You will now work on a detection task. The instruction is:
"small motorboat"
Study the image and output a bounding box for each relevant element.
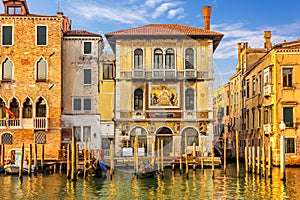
[4,148,35,174]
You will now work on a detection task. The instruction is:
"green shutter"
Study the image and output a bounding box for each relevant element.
[37,26,47,45]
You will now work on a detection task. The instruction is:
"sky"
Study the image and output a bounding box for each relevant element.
[3,0,300,88]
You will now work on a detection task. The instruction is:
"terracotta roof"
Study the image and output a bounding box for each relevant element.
[64,30,101,37]
[105,24,223,52]
[106,24,222,36]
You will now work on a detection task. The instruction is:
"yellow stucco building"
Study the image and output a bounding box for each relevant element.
[105,6,223,157]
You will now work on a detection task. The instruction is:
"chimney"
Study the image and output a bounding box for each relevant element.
[202,6,212,30]
[237,43,242,70]
[57,12,64,18]
[264,31,272,49]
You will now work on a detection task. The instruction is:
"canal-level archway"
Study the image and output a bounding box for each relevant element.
[155,126,173,156]
[129,127,148,155]
[181,127,199,154]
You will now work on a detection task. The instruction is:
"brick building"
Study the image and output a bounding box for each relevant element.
[0,0,70,159]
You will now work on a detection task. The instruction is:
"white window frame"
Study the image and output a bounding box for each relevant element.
[72,97,92,111]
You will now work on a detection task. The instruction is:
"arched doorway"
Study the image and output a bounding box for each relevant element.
[181,127,199,154]
[130,127,147,156]
[156,127,173,156]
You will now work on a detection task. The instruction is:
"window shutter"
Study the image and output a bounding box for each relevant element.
[2,26,12,45]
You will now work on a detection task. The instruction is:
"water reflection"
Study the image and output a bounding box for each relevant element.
[1,164,300,199]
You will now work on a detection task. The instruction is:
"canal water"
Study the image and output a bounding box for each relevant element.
[0,163,300,199]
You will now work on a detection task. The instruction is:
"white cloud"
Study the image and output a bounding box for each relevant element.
[66,3,149,24]
[152,3,178,19]
[168,8,184,19]
[212,22,300,60]
[145,0,165,7]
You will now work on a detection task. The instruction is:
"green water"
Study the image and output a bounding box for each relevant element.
[0,164,299,199]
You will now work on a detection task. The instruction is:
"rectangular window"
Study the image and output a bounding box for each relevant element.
[2,26,13,45]
[258,74,262,93]
[285,138,295,153]
[73,98,92,111]
[84,42,92,54]
[84,69,92,84]
[252,76,256,96]
[252,109,255,129]
[8,6,21,14]
[36,25,47,46]
[282,68,293,87]
[264,109,268,124]
[283,107,293,127]
[83,126,91,142]
[83,99,91,111]
[73,98,81,110]
[246,81,250,98]
[103,64,114,80]
[73,126,81,141]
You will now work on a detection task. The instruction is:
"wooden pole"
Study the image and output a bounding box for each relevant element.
[262,136,266,177]
[83,142,87,179]
[157,139,160,173]
[280,135,286,180]
[1,144,4,165]
[179,147,182,175]
[193,143,196,171]
[201,137,204,172]
[151,142,155,170]
[34,144,38,174]
[236,131,240,178]
[224,132,227,174]
[66,143,70,179]
[19,143,24,179]
[257,146,260,175]
[134,136,138,176]
[245,139,248,173]
[172,142,175,172]
[252,146,255,174]
[161,139,164,177]
[268,143,272,178]
[185,133,188,180]
[41,144,44,174]
[212,141,214,179]
[110,140,114,180]
[245,146,248,173]
[28,144,32,175]
[71,136,76,181]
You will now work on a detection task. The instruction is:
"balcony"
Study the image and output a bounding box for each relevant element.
[132,69,145,79]
[263,84,273,97]
[34,117,48,130]
[263,123,272,134]
[152,69,176,79]
[0,119,21,129]
[184,69,197,79]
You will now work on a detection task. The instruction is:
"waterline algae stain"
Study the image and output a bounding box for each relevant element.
[0,164,299,199]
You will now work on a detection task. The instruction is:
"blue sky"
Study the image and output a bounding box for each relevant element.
[3,0,300,87]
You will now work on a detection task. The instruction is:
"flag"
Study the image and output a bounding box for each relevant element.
[4,105,17,120]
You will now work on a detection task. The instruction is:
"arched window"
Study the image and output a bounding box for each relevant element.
[165,48,175,69]
[36,97,46,117]
[134,89,143,110]
[185,48,194,69]
[2,58,13,81]
[181,128,199,153]
[1,132,13,144]
[185,89,194,110]
[23,97,32,118]
[134,48,143,69]
[36,57,47,81]
[35,131,46,144]
[154,48,163,69]
[0,98,5,118]
[10,97,19,119]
